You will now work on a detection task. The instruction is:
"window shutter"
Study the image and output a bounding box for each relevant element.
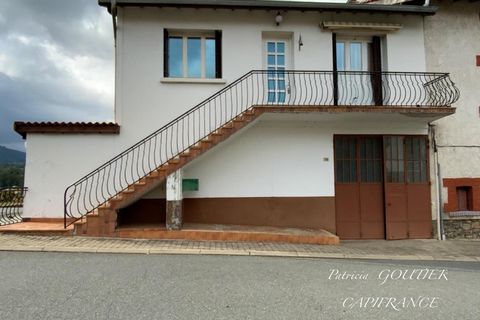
[164,29,169,77]
[371,36,383,105]
[215,30,222,79]
[332,33,338,106]
[372,36,382,73]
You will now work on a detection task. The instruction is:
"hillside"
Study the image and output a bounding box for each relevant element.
[0,146,26,165]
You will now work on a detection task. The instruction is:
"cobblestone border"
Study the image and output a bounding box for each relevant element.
[1,235,479,262]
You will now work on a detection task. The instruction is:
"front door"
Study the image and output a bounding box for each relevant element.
[265,39,290,104]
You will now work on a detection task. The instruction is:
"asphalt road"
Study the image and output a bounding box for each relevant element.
[0,252,478,320]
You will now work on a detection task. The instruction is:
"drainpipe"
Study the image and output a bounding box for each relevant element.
[429,124,445,240]
[111,0,117,44]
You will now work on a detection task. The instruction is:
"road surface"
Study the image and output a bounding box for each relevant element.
[0,252,478,320]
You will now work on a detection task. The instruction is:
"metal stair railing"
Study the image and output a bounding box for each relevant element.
[0,187,27,226]
[64,70,460,227]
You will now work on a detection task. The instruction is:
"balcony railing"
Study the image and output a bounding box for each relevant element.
[64,70,459,226]
[0,187,27,226]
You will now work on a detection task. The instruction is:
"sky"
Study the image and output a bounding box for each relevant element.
[0,0,347,152]
[0,0,114,151]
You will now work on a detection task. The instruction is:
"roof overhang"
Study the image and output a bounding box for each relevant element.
[14,122,120,139]
[98,0,437,15]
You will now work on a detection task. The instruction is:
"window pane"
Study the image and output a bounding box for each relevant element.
[277,67,285,79]
[384,136,404,183]
[267,42,275,53]
[267,67,275,78]
[350,42,362,71]
[336,161,344,182]
[336,42,345,71]
[205,38,216,79]
[277,55,285,66]
[268,91,276,103]
[421,161,427,182]
[187,37,201,78]
[277,42,285,53]
[268,79,276,90]
[268,55,275,65]
[168,37,183,77]
[335,137,357,183]
[406,137,428,183]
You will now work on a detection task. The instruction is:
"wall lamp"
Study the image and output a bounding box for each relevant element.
[275,12,283,26]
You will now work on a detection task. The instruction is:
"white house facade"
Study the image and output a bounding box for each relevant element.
[13,0,460,241]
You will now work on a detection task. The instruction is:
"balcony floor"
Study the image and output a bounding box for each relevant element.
[255,105,455,117]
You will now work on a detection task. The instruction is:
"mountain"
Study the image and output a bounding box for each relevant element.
[0,146,26,165]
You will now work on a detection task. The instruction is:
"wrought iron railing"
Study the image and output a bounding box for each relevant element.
[0,187,27,226]
[64,70,459,226]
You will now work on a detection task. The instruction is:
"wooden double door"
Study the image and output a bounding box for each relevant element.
[334,135,431,240]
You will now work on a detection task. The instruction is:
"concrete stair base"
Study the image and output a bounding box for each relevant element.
[115,223,339,245]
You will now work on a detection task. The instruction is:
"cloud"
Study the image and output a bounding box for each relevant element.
[0,0,114,151]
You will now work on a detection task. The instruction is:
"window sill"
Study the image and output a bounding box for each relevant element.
[160,78,227,84]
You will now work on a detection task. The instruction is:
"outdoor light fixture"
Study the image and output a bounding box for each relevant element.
[275,12,283,26]
[298,35,303,51]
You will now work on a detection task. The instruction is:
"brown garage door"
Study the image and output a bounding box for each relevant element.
[335,136,384,239]
[335,135,432,240]
[384,136,432,239]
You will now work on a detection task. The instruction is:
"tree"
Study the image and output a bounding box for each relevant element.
[0,164,25,188]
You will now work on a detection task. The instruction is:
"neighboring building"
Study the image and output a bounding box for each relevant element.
[13,0,461,240]
[422,0,480,239]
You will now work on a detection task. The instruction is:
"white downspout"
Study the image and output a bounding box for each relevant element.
[423,0,430,6]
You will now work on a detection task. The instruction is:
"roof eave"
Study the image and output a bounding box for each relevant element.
[98,0,437,15]
[13,122,121,140]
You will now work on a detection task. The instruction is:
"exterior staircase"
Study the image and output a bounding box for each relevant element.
[65,70,459,237]
[73,107,261,236]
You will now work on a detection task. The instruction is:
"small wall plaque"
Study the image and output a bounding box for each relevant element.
[182,179,199,191]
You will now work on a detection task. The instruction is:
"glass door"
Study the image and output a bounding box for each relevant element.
[336,37,374,105]
[265,40,289,103]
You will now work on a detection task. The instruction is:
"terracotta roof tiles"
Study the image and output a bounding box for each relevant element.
[13,121,120,139]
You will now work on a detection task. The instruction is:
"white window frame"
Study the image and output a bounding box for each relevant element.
[336,36,372,72]
[168,30,216,79]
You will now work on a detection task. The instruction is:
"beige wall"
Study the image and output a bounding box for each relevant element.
[424,1,480,213]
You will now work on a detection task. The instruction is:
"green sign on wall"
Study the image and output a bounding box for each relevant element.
[182,179,199,191]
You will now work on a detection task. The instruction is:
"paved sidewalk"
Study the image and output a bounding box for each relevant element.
[0,234,479,261]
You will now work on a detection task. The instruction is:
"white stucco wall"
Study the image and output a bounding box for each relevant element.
[22,7,429,218]
[142,113,429,199]
[115,7,427,145]
[23,134,121,217]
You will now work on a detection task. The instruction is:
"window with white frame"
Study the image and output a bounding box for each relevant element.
[164,30,222,79]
